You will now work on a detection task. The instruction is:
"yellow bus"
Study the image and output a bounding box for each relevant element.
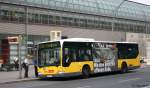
[37,38,141,78]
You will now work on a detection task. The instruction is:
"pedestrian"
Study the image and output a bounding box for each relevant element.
[22,57,29,78]
[14,56,19,70]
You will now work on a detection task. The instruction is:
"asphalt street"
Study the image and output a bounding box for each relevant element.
[0,67,150,88]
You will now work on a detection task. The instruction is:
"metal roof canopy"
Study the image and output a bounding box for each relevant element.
[1,0,150,22]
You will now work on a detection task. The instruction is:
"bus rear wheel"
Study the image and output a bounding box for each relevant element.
[82,66,90,78]
[121,63,128,73]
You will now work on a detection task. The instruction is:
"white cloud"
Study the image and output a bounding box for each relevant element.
[129,0,150,5]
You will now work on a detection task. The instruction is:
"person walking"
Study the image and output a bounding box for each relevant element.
[22,57,29,78]
[14,56,19,70]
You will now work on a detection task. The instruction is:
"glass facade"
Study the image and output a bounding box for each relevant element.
[0,0,150,33]
[1,0,150,21]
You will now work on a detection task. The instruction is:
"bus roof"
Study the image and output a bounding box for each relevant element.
[38,38,95,44]
[38,38,138,45]
[61,38,95,42]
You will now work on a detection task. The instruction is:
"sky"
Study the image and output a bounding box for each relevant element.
[130,0,150,5]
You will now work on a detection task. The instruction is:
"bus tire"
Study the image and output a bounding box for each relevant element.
[82,65,91,78]
[121,62,128,73]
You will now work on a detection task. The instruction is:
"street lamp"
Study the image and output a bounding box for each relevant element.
[112,0,127,32]
[18,3,28,79]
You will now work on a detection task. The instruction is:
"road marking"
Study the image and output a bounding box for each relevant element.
[77,86,91,88]
[119,78,141,83]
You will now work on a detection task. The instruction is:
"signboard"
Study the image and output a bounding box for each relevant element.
[0,59,3,64]
[8,36,19,44]
[50,31,61,41]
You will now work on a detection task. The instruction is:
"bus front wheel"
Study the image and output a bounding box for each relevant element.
[82,65,90,78]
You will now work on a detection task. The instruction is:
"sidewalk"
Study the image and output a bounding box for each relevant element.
[140,63,150,68]
[0,65,38,84]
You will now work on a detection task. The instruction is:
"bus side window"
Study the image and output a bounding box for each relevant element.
[126,44,138,59]
[70,49,76,62]
[85,49,92,61]
[118,44,126,59]
[86,49,93,61]
[77,49,92,61]
[63,48,71,67]
[63,48,77,67]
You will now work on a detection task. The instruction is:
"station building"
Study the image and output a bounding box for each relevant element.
[0,0,150,64]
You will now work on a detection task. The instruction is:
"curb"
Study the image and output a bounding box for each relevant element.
[0,78,38,85]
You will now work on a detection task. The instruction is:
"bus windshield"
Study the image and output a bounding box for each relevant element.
[38,42,60,67]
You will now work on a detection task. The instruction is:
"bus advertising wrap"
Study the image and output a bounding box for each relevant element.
[92,42,118,73]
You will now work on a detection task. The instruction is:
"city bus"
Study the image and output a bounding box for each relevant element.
[37,38,140,78]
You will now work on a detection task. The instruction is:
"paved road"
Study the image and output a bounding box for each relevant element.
[0,67,150,88]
